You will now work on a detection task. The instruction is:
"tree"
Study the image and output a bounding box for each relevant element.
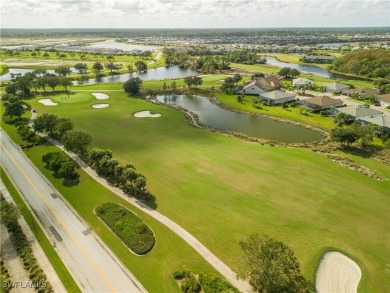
[58,161,79,181]
[92,62,104,76]
[44,75,60,91]
[221,77,236,94]
[54,118,73,138]
[59,77,73,92]
[123,77,143,95]
[4,100,26,119]
[63,130,92,155]
[55,66,72,76]
[104,62,120,77]
[43,52,50,59]
[239,234,314,293]
[0,195,21,231]
[15,75,34,95]
[184,76,203,88]
[135,60,148,72]
[5,82,18,95]
[171,81,177,92]
[89,148,113,168]
[330,127,359,146]
[290,68,301,78]
[74,63,88,76]
[32,67,47,77]
[33,113,58,135]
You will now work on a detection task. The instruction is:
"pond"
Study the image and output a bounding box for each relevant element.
[0,68,66,81]
[74,66,198,85]
[87,40,161,52]
[157,95,324,143]
[265,57,368,80]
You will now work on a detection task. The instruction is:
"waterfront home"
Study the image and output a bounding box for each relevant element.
[357,115,390,133]
[342,88,381,98]
[378,94,390,107]
[259,91,295,105]
[242,76,281,95]
[292,78,314,87]
[335,105,383,118]
[302,96,343,111]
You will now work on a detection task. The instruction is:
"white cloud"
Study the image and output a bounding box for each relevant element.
[1,0,389,28]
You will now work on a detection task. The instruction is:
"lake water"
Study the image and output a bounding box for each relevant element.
[157,95,323,143]
[87,40,161,52]
[75,66,198,85]
[0,66,197,84]
[265,57,368,80]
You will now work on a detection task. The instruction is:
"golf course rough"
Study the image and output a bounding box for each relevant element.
[95,203,155,255]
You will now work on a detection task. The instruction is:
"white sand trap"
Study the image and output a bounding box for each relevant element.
[91,92,109,100]
[133,111,161,118]
[38,99,58,106]
[316,252,361,293]
[92,103,109,109]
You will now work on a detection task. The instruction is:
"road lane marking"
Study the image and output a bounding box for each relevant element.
[0,142,117,292]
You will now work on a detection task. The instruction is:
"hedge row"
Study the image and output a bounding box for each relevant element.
[95,203,155,255]
[0,258,11,293]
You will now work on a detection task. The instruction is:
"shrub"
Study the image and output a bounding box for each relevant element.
[199,273,239,293]
[173,270,193,280]
[181,277,201,293]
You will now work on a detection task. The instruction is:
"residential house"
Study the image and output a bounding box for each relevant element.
[378,94,390,107]
[357,115,390,133]
[335,105,383,118]
[259,91,295,105]
[292,78,314,88]
[242,76,281,95]
[323,82,350,94]
[302,96,343,111]
[342,88,381,98]
[303,55,336,63]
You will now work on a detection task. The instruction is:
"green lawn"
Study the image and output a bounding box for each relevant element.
[28,88,390,292]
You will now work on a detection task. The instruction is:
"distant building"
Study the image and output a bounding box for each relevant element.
[378,94,390,107]
[302,96,343,111]
[242,76,281,95]
[323,82,350,94]
[342,88,381,98]
[357,115,390,132]
[259,91,295,105]
[292,78,314,87]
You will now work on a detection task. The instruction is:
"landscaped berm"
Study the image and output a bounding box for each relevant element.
[95,203,155,255]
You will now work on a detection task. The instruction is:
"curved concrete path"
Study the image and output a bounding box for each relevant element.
[29,111,252,293]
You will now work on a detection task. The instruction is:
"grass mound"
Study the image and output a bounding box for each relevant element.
[95,203,155,255]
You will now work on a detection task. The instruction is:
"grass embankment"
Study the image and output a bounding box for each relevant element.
[216,93,335,131]
[28,89,390,292]
[95,203,155,255]
[0,65,9,76]
[0,168,81,293]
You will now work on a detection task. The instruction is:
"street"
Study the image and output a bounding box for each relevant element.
[0,129,146,293]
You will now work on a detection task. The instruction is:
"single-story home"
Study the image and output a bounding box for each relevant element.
[259,91,295,105]
[292,78,314,88]
[357,115,390,132]
[378,94,390,107]
[334,105,383,118]
[342,88,381,98]
[323,82,350,94]
[242,76,281,95]
[303,55,336,63]
[302,96,343,111]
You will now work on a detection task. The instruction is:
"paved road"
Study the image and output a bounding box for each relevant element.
[0,129,147,293]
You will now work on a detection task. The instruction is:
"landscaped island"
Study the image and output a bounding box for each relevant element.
[95,203,155,255]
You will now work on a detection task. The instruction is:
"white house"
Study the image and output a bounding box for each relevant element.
[357,115,390,132]
[378,94,390,107]
[259,91,295,105]
[243,80,266,95]
[292,78,314,88]
[323,82,350,93]
[335,105,383,118]
[242,76,281,95]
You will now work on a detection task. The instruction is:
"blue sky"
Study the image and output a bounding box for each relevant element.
[1,0,389,28]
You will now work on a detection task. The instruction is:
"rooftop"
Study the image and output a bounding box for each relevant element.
[336,105,383,117]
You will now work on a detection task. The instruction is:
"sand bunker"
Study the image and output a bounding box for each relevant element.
[92,103,109,109]
[91,92,109,100]
[316,252,361,293]
[38,99,58,106]
[133,111,161,118]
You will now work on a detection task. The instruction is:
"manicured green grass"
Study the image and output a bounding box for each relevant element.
[0,64,8,75]
[0,168,81,293]
[28,88,390,292]
[216,93,335,130]
[50,92,94,104]
[96,203,155,255]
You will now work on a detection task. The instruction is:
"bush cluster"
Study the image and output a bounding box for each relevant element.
[89,148,149,199]
[0,196,53,293]
[95,203,155,255]
[1,258,12,293]
[42,152,79,181]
